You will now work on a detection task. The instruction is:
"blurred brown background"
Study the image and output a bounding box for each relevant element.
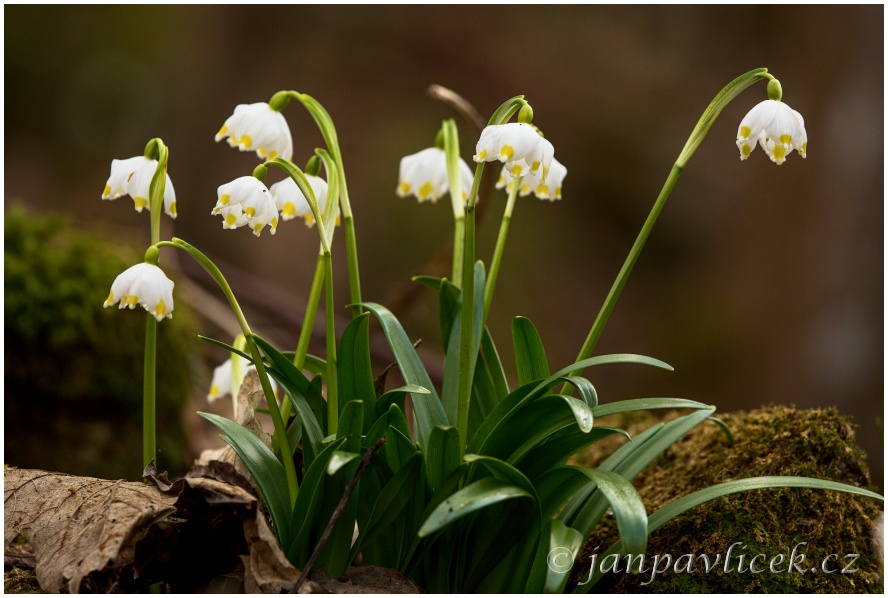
[5,6,883,487]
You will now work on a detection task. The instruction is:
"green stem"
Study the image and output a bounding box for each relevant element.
[323,251,339,434]
[456,162,485,449]
[451,217,465,285]
[143,316,156,470]
[568,68,773,381]
[482,178,520,327]
[281,252,324,423]
[284,92,364,316]
[157,238,300,503]
[572,164,683,372]
[142,139,166,473]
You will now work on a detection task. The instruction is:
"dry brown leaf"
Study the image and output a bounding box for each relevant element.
[4,468,177,593]
[307,566,424,594]
[241,514,302,594]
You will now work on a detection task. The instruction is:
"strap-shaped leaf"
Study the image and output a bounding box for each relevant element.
[361,302,448,451]
[539,519,584,594]
[592,397,710,418]
[199,412,291,547]
[286,438,347,565]
[515,426,630,482]
[563,408,715,538]
[438,279,460,354]
[418,478,533,538]
[377,384,430,421]
[512,316,550,386]
[337,314,376,433]
[478,327,509,404]
[352,453,424,554]
[471,354,673,452]
[440,262,485,428]
[426,426,462,496]
[336,399,364,454]
[583,470,647,568]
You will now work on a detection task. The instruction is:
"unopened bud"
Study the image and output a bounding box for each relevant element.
[252,164,268,181]
[144,245,160,265]
[767,78,783,102]
[268,91,291,112]
[517,103,534,124]
[305,155,322,177]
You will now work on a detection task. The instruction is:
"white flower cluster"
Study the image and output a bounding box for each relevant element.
[103,263,174,321]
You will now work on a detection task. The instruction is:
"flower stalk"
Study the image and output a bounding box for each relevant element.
[156,238,300,504]
[441,119,465,285]
[482,175,520,327]
[569,68,774,379]
[271,91,364,317]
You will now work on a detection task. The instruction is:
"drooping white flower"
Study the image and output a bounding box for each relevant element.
[474,123,555,182]
[215,102,293,162]
[212,176,279,237]
[496,157,568,201]
[102,156,177,218]
[207,356,279,403]
[269,175,339,226]
[736,99,807,165]
[104,262,174,321]
[396,147,474,203]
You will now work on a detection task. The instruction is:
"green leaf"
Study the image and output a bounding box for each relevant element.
[562,408,715,538]
[199,335,253,364]
[418,478,533,537]
[516,426,630,483]
[426,426,462,496]
[337,399,364,453]
[440,263,485,428]
[286,438,347,565]
[327,450,360,475]
[411,274,445,291]
[479,327,509,404]
[377,384,430,421]
[591,397,710,418]
[438,280,460,354]
[541,520,584,594]
[337,314,376,434]
[199,412,291,548]
[580,471,648,568]
[361,302,448,451]
[464,454,537,500]
[471,354,672,453]
[512,316,550,386]
[353,453,424,554]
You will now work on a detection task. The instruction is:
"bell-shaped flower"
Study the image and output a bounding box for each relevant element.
[474,123,555,182]
[269,175,339,226]
[104,262,174,321]
[736,99,807,165]
[496,157,568,201]
[215,102,293,162]
[396,147,474,203]
[212,176,279,237]
[102,156,177,218]
[207,356,279,403]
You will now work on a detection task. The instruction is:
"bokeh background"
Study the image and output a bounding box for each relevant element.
[5,5,883,488]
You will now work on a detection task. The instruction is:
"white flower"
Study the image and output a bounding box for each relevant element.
[102,156,177,218]
[736,99,807,165]
[207,356,279,403]
[215,102,293,162]
[269,175,339,226]
[396,147,474,203]
[212,176,279,237]
[474,123,554,182]
[496,157,568,201]
[104,262,174,321]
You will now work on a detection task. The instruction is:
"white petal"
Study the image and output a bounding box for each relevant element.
[103,156,150,200]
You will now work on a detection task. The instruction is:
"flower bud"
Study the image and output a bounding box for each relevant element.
[253,164,268,181]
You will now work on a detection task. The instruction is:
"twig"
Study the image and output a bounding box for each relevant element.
[290,438,386,593]
[427,84,485,134]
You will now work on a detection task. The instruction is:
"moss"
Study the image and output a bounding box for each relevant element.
[4,206,200,478]
[571,406,883,593]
